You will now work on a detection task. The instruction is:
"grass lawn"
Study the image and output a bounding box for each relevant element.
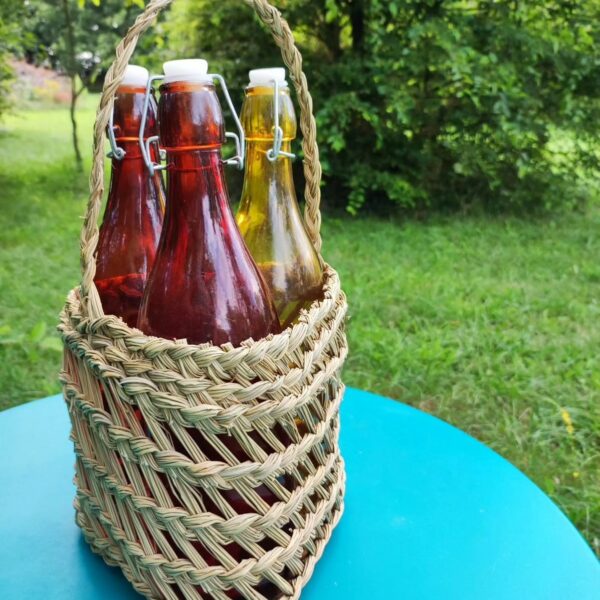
[1,99,598,555]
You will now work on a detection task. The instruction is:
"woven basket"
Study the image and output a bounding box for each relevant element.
[58,1,348,599]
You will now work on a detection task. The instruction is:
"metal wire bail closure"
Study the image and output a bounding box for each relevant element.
[107,107,126,161]
[139,72,246,175]
[139,75,167,177]
[267,78,296,162]
[211,73,246,170]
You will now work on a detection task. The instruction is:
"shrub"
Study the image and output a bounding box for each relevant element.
[163,0,600,214]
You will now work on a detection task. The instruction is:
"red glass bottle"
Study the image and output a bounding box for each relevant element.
[138,60,279,346]
[137,60,287,599]
[95,65,165,328]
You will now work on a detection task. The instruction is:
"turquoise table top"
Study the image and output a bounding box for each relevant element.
[0,389,598,599]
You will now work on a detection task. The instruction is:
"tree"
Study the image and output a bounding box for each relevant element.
[61,0,84,166]
[21,0,146,167]
[162,0,600,213]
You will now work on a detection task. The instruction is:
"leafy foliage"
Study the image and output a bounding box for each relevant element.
[4,0,600,209]
[163,0,600,213]
[0,0,27,117]
[20,0,145,91]
[15,0,151,165]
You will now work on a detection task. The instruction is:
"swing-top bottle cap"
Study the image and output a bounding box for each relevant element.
[163,59,211,84]
[120,64,150,87]
[248,68,288,88]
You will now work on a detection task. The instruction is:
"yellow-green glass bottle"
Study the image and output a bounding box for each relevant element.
[236,68,324,329]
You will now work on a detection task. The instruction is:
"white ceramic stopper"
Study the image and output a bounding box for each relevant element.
[249,68,287,87]
[163,59,210,83]
[121,65,149,87]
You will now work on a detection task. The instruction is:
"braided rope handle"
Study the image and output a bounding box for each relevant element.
[80,0,323,319]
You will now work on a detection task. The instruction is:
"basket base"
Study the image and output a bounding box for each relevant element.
[75,476,345,600]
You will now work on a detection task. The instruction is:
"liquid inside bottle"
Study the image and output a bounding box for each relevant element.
[136,59,288,599]
[236,68,323,330]
[95,65,165,328]
[137,60,279,346]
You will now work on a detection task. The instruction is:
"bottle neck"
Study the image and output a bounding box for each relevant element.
[111,86,158,167]
[103,148,157,222]
[242,140,296,208]
[158,83,225,149]
[103,142,164,224]
[107,140,159,200]
[113,86,158,139]
[112,139,144,163]
[164,148,230,227]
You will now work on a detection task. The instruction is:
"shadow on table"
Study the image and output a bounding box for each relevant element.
[77,535,140,599]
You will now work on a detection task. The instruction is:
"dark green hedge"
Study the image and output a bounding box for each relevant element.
[10,1,600,214]
[162,0,600,213]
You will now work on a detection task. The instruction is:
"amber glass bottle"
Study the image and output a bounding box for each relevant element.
[95,65,165,328]
[137,60,279,346]
[236,68,323,329]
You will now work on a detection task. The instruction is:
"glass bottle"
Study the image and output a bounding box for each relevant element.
[136,60,289,599]
[137,60,280,346]
[95,65,165,328]
[236,68,323,330]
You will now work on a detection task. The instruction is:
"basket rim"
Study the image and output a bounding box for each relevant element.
[60,264,345,356]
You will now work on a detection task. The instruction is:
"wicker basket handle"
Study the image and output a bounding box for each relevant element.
[80,0,323,318]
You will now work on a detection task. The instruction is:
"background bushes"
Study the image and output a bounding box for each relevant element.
[159,0,600,214]
[4,0,600,213]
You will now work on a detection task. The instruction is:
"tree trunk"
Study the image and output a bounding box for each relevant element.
[350,0,365,52]
[69,75,82,168]
[61,0,82,169]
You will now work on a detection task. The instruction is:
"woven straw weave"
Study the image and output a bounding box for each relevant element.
[58,1,348,599]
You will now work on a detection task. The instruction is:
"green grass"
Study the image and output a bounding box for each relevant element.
[0,100,598,555]
[0,102,93,404]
